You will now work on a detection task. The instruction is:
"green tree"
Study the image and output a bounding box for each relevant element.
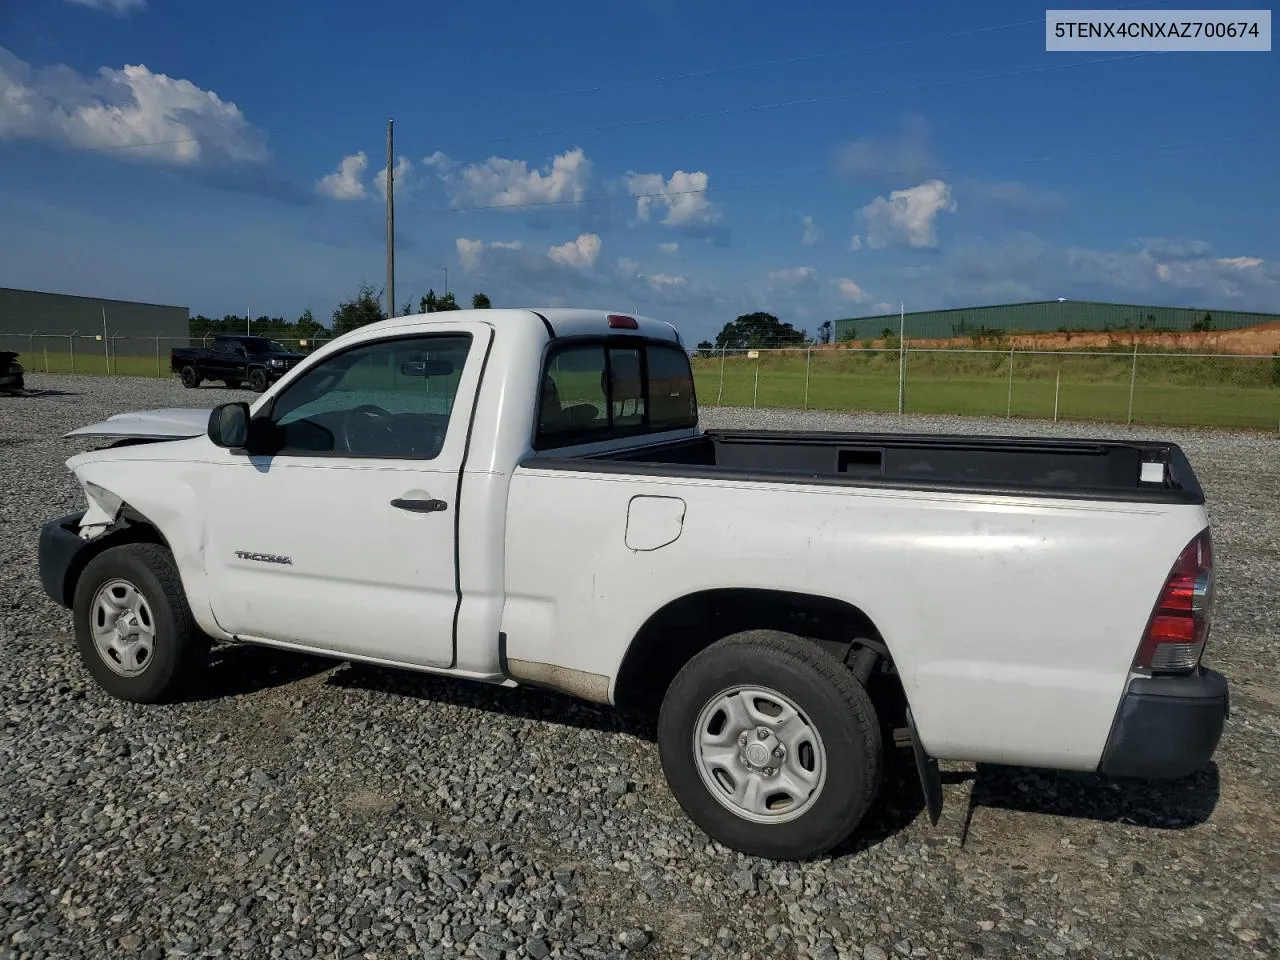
[695,339,715,357]
[420,289,438,313]
[436,291,460,311]
[712,312,807,351]
[332,282,385,335]
[1192,312,1214,333]
[472,292,492,309]
[296,307,323,339]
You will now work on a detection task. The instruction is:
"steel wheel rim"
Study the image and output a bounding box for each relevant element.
[692,685,828,824]
[89,578,157,677]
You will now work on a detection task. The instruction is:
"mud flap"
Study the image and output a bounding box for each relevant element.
[905,706,943,825]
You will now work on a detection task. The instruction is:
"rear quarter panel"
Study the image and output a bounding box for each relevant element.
[502,467,1209,770]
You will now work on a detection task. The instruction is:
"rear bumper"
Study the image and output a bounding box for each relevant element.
[1097,668,1229,779]
[39,512,88,608]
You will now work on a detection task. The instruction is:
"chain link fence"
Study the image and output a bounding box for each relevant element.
[0,332,337,378]
[3,330,1278,432]
[692,345,1280,432]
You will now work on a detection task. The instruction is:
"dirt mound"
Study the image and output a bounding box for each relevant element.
[831,321,1280,355]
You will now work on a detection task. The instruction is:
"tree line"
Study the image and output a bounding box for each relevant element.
[189,289,833,355]
[188,282,493,343]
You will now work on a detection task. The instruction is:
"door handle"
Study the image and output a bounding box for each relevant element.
[391,498,447,513]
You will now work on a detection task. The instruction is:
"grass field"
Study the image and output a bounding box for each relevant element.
[15,347,1280,431]
[693,350,1280,431]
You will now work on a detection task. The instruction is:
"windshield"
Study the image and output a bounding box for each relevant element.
[242,337,291,354]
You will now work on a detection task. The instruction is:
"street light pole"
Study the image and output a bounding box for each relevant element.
[386,118,396,317]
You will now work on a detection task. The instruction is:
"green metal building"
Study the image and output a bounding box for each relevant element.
[0,286,190,353]
[835,300,1280,342]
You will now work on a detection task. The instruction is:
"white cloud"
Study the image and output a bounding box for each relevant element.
[374,155,413,200]
[801,215,822,246]
[648,273,687,289]
[430,147,591,209]
[1217,256,1263,270]
[849,234,864,251]
[833,278,867,303]
[837,114,936,181]
[548,233,601,268]
[66,0,145,14]
[456,238,485,271]
[316,152,368,200]
[456,238,526,271]
[626,168,722,228]
[658,242,680,254]
[859,179,956,249]
[874,302,894,313]
[0,47,267,166]
[768,266,818,286]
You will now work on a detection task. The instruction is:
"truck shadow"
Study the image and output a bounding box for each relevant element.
[833,761,1219,859]
[182,643,337,701]
[961,761,1221,833]
[325,662,660,742]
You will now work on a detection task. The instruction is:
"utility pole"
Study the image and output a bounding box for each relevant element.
[386,118,395,318]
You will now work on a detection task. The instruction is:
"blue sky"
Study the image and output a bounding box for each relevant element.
[1,0,1276,342]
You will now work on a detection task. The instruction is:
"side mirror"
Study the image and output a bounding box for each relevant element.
[207,402,250,448]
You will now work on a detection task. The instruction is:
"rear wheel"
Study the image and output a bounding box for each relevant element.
[247,367,268,392]
[657,630,882,860]
[72,543,208,703]
[179,365,201,388]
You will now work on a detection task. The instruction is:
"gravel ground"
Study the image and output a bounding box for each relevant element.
[1,373,1277,960]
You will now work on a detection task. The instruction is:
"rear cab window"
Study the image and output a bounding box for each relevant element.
[535,338,697,449]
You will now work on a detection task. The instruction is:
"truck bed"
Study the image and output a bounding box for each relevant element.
[528,429,1204,504]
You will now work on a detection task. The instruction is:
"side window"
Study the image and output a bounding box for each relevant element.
[538,345,608,438]
[646,344,697,430]
[535,339,697,448]
[264,334,472,459]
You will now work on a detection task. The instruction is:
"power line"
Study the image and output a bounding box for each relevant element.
[445,0,1170,112]
[433,52,1161,150]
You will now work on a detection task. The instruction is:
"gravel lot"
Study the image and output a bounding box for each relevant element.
[2,373,1277,960]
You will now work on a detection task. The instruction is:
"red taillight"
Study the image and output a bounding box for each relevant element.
[1133,530,1214,674]
[607,314,639,330]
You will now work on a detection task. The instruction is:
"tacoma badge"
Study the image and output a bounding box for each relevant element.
[234,551,293,565]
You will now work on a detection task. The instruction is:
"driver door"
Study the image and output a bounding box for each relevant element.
[204,323,490,668]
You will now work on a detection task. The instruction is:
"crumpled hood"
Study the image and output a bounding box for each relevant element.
[63,407,214,440]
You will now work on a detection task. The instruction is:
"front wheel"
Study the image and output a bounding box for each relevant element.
[657,630,882,860]
[72,543,208,703]
[247,367,268,392]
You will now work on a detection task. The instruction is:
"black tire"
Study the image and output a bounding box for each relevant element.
[72,543,208,703]
[247,367,268,392]
[224,378,242,390]
[657,630,882,860]
[179,364,201,388]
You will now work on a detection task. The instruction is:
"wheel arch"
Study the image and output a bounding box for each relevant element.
[61,505,173,608]
[611,587,906,716]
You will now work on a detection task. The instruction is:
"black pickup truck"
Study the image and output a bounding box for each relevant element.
[170,335,305,392]
[0,351,24,394]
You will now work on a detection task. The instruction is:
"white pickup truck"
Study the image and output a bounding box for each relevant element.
[39,308,1228,860]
